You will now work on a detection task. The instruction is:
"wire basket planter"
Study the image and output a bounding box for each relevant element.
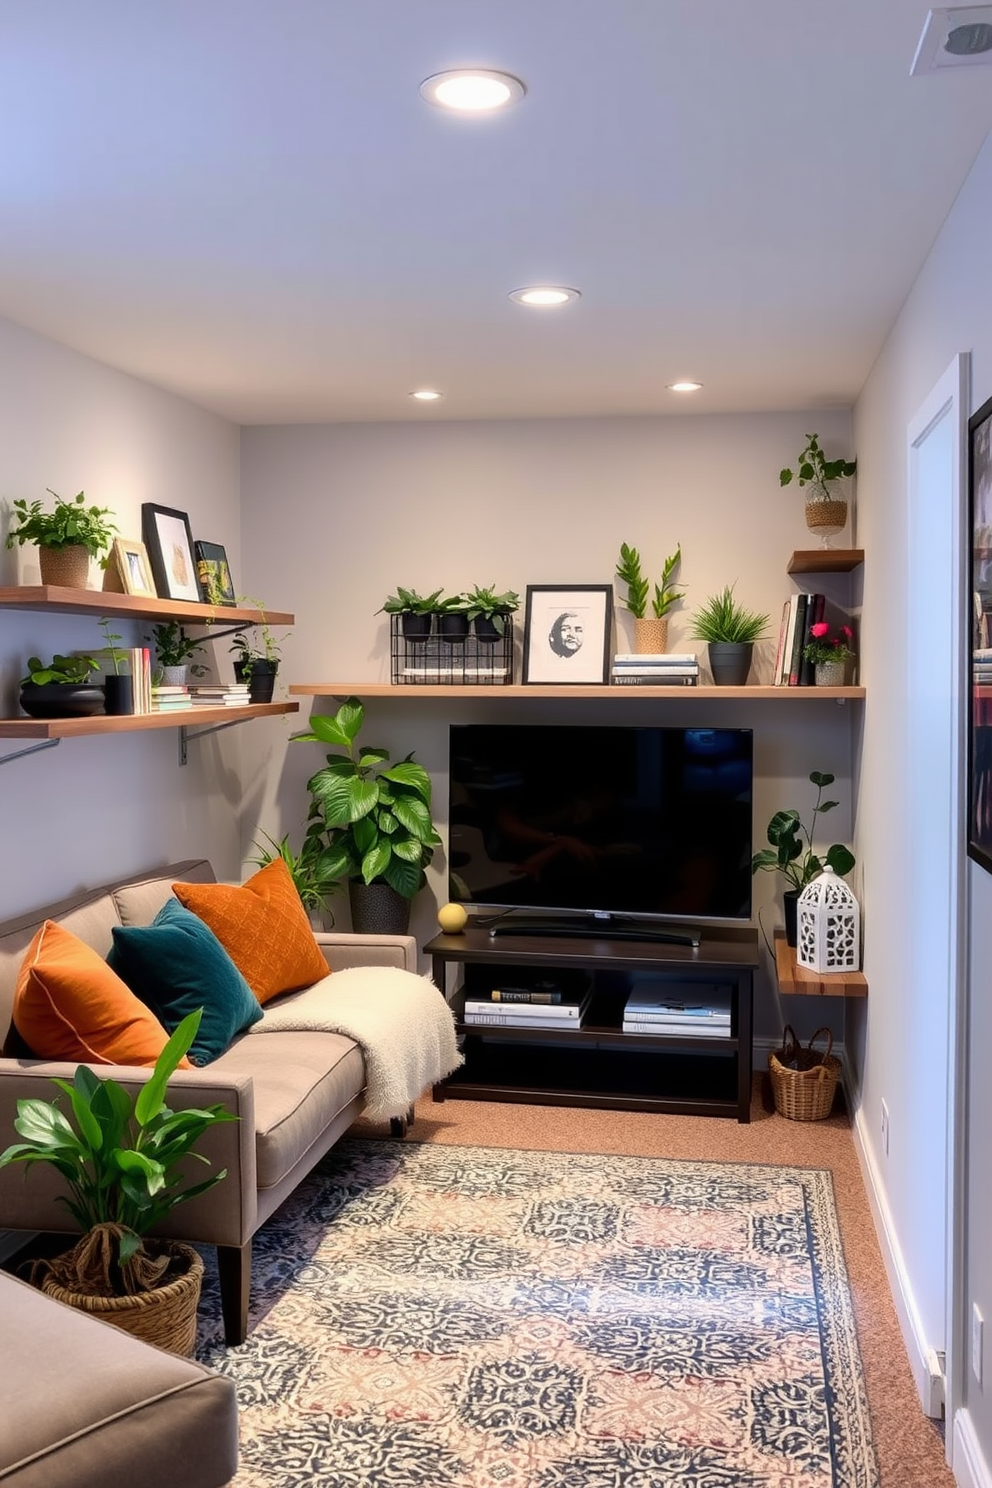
[390,615,514,685]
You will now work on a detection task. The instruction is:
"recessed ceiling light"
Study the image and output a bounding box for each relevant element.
[409,388,443,402]
[420,70,525,112]
[667,381,703,393]
[509,286,581,307]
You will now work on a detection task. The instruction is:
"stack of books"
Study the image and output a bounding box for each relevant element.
[610,652,700,687]
[189,684,252,707]
[462,981,593,1030]
[151,684,193,712]
[622,980,731,1037]
[974,648,992,686]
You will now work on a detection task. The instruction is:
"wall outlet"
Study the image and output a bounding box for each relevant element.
[973,1303,984,1385]
[880,1099,890,1156]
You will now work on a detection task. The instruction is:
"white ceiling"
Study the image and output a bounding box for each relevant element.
[2,1,991,425]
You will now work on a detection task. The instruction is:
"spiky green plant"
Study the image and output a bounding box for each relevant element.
[690,584,769,645]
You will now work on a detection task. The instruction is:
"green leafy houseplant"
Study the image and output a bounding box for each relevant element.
[615,543,684,619]
[229,599,287,677]
[98,616,127,676]
[751,770,856,894]
[0,1007,236,1297]
[779,434,857,492]
[249,829,340,923]
[149,620,207,675]
[5,490,118,559]
[292,696,441,900]
[690,585,769,645]
[377,587,445,617]
[21,653,97,686]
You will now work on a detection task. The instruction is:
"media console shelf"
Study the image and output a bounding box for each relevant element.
[427,924,759,1122]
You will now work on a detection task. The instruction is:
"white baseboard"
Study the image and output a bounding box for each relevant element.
[849,1073,943,1418]
[953,1410,992,1488]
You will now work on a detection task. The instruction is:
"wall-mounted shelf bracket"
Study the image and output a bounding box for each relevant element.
[178,717,244,766]
[0,738,61,768]
[188,622,249,645]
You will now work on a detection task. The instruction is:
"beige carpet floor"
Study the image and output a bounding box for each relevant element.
[354,1077,952,1488]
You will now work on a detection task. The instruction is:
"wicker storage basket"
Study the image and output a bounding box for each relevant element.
[768,1025,840,1122]
[41,1241,203,1356]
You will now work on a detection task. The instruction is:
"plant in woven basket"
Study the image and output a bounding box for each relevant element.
[615,542,683,619]
[751,770,856,893]
[4,489,118,560]
[0,1007,236,1298]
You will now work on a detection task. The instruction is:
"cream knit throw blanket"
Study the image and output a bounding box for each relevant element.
[248,966,463,1120]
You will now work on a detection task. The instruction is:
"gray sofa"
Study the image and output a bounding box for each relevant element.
[0,1268,239,1487]
[0,858,418,1344]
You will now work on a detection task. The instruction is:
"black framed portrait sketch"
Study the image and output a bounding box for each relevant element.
[522,585,613,685]
[969,394,992,871]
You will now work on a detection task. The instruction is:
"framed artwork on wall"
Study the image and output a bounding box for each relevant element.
[969,393,992,871]
[522,584,613,685]
[193,541,236,606]
[141,503,202,603]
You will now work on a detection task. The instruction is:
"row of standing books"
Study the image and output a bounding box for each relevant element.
[610,652,699,688]
[772,593,827,687]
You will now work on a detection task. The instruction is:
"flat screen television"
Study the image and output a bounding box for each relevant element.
[448,723,753,933]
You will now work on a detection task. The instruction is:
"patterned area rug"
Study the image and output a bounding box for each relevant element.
[197,1140,878,1487]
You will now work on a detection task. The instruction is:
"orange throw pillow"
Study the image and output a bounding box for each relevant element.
[14,920,185,1067]
[173,857,328,1005]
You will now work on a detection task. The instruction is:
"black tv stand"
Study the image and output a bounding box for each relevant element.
[487,915,700,948]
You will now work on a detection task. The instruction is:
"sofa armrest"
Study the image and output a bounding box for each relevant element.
[0,1059,257,1247]
[313,932,417,974]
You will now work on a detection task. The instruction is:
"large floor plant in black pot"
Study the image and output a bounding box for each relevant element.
[0,1008,236,1356]
[292,696,441,935]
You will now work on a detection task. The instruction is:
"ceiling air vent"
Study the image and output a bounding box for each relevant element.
[912,6,992,73]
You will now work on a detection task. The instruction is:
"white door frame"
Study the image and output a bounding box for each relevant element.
[906,351,970,1454]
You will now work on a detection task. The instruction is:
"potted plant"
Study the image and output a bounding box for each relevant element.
[229,600,287,703]
[4,489,118,589]
[802,621,855,686]
[615,542,683,654]
[0,1007,236,1355]
[377,587,445,644]
[751,770,856,945]
[464,585,520,643]
[780,434,857,548]
[99,616,132,715]
[19,652,104,718]
[248,828,341,927]
[434,593,471,644]
[689,584,770,685]
[148,620,207,686]
[291,696,441,935]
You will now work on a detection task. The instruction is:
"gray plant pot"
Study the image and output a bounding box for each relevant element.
[707,642,754,686]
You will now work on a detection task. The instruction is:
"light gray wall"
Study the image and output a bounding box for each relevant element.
[855,128,992,1463]
[240,408,856,1043]
[0,317,246,916]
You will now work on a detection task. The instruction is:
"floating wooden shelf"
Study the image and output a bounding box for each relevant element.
[0,585,293,626]
[773,930,867,997]
[290,683,865,701]
[786,549,864,575]
[0,702,298,740]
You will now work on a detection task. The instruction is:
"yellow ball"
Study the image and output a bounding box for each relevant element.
[437,902,468,934]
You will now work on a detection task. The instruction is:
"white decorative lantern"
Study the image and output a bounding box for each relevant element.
[796,866,860,974]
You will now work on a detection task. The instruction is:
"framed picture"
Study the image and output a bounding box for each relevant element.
[110,537,157,599]
[969,393,992,871]
[141,503,202,603]
[522,584,613,685]
[194,540,237,606]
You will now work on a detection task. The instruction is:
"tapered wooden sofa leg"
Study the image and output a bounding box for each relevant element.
[217,1241,252,1345]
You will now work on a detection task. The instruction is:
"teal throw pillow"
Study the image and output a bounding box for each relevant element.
[107,897,263,1065]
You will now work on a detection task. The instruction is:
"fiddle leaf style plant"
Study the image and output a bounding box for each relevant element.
[751,770,856,893]
[292,696,441,900]
[615,543,684,619]
[779,434,857,492]
[21,653,97,686]
[690,584,769,645]
[0,1008,236,1296]
[5,490,118,560]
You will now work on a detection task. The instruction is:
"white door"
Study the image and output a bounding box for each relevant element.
[906,353,969,1447]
